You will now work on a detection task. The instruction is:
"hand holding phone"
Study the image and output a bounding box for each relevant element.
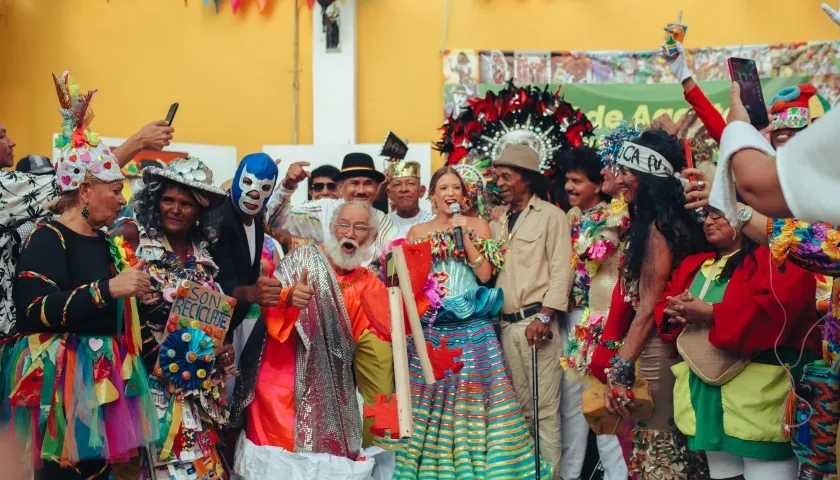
[726,58,770,129]
[165,103,179,126]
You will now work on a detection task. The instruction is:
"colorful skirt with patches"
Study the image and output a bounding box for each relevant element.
[374,286,552,479]
[2,333,159,467]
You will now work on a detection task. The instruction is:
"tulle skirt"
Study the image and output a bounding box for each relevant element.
[3,333,159,467]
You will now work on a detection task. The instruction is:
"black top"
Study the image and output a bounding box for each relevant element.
[210,197,264,333]
[14,221,117,335]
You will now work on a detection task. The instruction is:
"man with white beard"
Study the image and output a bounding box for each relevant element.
[232,202,394,478]
[320,201,394,447]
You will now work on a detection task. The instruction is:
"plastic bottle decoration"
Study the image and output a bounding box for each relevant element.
[158,313,216,390]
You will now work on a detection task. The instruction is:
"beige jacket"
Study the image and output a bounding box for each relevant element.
[490,195,572,315]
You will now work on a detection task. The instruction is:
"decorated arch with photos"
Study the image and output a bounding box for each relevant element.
[442,40,840,139]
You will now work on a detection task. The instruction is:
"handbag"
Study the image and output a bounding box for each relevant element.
[582,378,654,435]
[675,258,750,386]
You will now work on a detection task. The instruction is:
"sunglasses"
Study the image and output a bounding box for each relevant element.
[311,182,337,193]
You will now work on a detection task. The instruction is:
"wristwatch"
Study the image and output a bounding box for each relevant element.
[735,206,753,233]
[536,313,552,325]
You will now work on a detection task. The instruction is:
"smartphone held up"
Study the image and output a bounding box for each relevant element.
[165,102,179,126]
[727,58,770,129]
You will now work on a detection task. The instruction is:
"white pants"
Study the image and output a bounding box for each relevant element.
[706,451,798,480]
[558,309,628,480]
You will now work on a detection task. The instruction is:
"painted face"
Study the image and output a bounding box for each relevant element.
[232,153,278,216]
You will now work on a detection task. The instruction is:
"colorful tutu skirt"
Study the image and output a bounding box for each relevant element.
[0,336,17,424]
[375,286,552,479]
[3,333,159,467]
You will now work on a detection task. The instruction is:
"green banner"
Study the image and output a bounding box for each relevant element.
[445,77,809,140]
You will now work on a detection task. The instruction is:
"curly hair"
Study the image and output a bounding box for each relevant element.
[623,129,709,283]
[131,178,222,247]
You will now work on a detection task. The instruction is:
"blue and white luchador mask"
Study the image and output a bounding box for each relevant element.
[232,153,278,216]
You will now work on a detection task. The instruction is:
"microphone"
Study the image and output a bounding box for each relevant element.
[450,203,465,251]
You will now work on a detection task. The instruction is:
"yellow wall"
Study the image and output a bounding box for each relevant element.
[0,0,313,163]
[1,0,837,171]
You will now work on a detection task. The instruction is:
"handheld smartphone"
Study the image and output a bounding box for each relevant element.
[726,58,770,129]
[165,103,179,126]
[683,139,696,183]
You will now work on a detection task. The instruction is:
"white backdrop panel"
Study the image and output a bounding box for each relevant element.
[262,143,433,210]
[51,134,238,187]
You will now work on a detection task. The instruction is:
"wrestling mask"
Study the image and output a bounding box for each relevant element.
[232,153,278,216]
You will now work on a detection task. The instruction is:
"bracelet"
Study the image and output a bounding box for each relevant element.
[600,338,623,351]
[607,354,635,389]
[468,255,485,270]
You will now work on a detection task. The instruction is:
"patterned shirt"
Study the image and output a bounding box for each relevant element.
[0,172,59,336]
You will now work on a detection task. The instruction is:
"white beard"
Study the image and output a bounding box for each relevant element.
[324,236,373,271]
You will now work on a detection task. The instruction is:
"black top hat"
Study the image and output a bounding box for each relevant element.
[333,152,386,183]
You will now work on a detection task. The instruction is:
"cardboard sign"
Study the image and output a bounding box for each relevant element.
[380,131,408,160]
[168,279,235,343]
[154,280,236,388]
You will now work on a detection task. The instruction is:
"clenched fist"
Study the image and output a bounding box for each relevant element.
[251,275,284,307]
[287,268,312,309]
[109,259,152,299]
[282,161,311,190]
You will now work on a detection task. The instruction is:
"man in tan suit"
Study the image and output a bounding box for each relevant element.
[490,144,572,477]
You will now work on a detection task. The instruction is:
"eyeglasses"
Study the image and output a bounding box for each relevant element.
[698,209,723,221]
[311,182,337,193]
[333,223,372,235]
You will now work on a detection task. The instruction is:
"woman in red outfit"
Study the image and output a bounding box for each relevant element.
[655,205,819,480]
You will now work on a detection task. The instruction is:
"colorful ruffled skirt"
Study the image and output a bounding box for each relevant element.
[2,333,159,467]
[375,286,552,479]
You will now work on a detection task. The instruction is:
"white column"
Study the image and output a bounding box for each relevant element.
[312,0,356,145]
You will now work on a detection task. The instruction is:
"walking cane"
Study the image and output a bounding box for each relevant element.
[532,330,553,480]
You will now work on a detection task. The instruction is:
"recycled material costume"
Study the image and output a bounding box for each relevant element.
[562,123,636,378]
[130,157,231,477]
[230,245,386,479]
[375,230,553,479]
[2,72,158,478]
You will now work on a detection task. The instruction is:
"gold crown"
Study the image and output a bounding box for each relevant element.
[385,159,421,180]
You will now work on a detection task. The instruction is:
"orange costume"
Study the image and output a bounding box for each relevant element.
[246,255,390,449]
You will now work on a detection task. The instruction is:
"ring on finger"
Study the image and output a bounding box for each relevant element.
[696,180,706,189]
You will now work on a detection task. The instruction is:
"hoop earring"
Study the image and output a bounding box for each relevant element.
[81,205,90,219]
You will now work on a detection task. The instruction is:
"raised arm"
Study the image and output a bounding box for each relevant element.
[112,121,175,167]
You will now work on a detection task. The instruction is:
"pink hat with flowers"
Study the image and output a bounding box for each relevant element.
[52,72,123,192]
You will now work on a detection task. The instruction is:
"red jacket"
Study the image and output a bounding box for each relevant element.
[654,246,820,355]
[685,85,726,144]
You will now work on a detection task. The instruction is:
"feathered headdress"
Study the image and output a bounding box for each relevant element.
[450,150,499,219]
[53,72,99,150]
[598,121,644,168]
[52,72,123,192]
[436,81,594,208]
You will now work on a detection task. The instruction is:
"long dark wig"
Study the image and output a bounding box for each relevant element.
[623,129,709,283]
[718,236,760,281]
[131,178,222,247]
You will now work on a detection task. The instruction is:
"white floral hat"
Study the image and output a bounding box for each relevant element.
[52,71,124,192]
[143,156,228,208]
